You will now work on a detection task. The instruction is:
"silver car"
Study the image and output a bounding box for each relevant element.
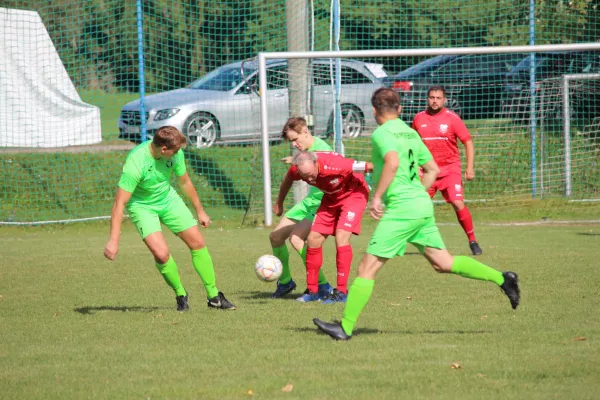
[118,59,387,147]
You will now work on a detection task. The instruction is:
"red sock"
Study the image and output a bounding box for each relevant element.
[306,247,322,293]
[456,207,476,242]
[335,245,353,294]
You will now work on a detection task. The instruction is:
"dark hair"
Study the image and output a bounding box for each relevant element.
[153,126,187,149]
[281,117,308,139]
[427,85,447,97]
[371,87,400,114]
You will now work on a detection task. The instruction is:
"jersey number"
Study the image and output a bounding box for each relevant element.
[408,149,417,181]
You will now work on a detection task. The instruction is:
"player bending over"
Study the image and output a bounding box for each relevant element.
[314,88,520,340]
[104,126,236,311]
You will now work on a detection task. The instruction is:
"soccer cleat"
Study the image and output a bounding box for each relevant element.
[318,282,334,298]
[176,292,189,312]
[270,279,297,299]
[469,241,483,255]
[313,318,351,340]
[296,289,321,303]
[321,289,348,304]
[500,272,520,310]
[207,292,237,310]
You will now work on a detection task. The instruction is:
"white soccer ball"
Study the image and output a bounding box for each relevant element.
[254,255,283,282]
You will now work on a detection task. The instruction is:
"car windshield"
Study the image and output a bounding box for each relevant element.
[510,54,570,75]
[189,66,254,91]
[400,55,452,75]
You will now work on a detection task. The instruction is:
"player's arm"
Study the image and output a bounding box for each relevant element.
[370,151,399,220]
[351,161,374,173]
[274,169,296,216]
[420,159,440,191]
[104,188,133,261]
[178,172,210,228]
[463,140,475,180]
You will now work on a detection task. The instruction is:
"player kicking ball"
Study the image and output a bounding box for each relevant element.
[104,126,236,311]
[314,88,520,340]
[274,151,371,303]
[269,117,334,299]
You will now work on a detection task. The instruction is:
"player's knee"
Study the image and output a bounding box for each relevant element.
[431,262,452,273]
[451,201,464,211]
[307,231,324,247]
[269,230,285,245]
[153,251,171,265]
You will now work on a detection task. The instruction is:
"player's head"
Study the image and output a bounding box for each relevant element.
[282,117,313,151]
[292,151,319,184]
[427,86,446,114]
[371,88,401,125]
[152,126,187,159]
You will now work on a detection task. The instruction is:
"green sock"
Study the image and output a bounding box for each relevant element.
[155,256,187,297]
[451,256,504,286]
[341,277,375,336]
[191,247,219,299]
[298,246,328,285]
[273,245,292,284]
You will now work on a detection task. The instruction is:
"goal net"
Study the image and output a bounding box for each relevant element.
[252,45,600,226]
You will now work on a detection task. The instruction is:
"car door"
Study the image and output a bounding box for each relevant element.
[311,63,334,136]
[266,65,290,136]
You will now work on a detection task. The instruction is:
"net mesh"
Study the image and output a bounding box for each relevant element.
[1,0,599,224]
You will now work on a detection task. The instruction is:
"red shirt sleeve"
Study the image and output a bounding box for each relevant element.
[286,165,301,181]
[452,114,472,143]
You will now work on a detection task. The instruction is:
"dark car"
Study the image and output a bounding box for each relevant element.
[384,53,527,122]
[503,51,600,121]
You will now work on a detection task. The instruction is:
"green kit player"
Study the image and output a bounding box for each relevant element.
[269,117,334,299]
[104,126,236,311]
[314,88,520,340]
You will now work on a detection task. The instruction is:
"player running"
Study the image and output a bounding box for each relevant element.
[314,88,520,340]
[274,151,371,304]
[104,126,236,311]
[412,86,482,255]
[269,117,334,299]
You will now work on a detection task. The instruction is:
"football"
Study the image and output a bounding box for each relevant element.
[254,255,283,282]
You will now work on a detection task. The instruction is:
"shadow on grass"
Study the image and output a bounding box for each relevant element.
[289,326,492,336]
[290,326,382,336]
[577,232,600,236]
[74,306,161,315]
[237,290,297,301]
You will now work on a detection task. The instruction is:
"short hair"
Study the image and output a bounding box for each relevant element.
[153,126,187,149]
[292,151,318,166]
[371,87,401,114]
[281,117,308,139]
[427,85,447,97]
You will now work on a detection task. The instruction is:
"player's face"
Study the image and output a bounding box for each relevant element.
[285,126,312,151]
[427,90,445,113]
[297,162,318,184]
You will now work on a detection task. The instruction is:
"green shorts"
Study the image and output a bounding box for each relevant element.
[127,195,197,239]
[284,195,321,223]
[367,216,446,259]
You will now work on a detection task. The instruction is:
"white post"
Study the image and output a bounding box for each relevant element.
[259,54,273,226]
[562,75,572,197]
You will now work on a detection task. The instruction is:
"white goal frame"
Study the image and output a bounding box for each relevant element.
[258,43,600,226]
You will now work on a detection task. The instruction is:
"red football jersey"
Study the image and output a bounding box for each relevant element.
[286,151,368,201]
[412,108,471,176]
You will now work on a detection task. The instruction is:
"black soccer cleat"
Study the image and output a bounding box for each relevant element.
[313,318,351,340]
[176,292,189,312]
[500,272,520,310]
[469,241,483,255]
[207,292,237,310]
[270,279,297,299]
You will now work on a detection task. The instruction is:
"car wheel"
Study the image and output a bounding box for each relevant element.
[445,97,462,118]
[183,112,220,148]
[342,105,364,138]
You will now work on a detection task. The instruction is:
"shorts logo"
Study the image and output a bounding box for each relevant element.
[344,223,352,227]
[454,184,462,193]
[440,124,448,134]
[329,178,340,186]
[347,211,355,222]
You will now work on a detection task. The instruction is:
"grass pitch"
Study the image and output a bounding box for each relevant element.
[1,220,600,399]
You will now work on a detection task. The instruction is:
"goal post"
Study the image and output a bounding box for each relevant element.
[258,43,600,226]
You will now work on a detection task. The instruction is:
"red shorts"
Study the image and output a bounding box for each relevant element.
[428,173,464,203]
[311,188,369,236]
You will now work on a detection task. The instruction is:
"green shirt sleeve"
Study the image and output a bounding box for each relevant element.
[118,157,142,193]
[173,150,187,177]
[372,129,395,158]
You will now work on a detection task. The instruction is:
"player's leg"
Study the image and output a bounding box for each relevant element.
[414,218,519,309]
[269,216,296,290]
[298,230,329,302]
[129,203,188,311]
[163,196,235,310]
[442,174,482,255]
[289,218,332,296]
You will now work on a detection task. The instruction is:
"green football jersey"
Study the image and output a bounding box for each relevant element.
[118,142,187,205]
[306,137,332,196]
[371,118,434,219]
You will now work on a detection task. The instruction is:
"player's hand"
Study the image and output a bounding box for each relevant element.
[370,196,384,220]
[281,156,293,164]
[465,168,475,181]
[198,210,211,228]
[273,202,284,217]
[104,240,119,261]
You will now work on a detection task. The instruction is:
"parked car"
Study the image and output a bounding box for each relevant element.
[118,59,387,147]
[502,51,600,121]
[383,53,527,121]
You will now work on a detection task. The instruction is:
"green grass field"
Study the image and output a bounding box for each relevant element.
[1,220,600,399]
